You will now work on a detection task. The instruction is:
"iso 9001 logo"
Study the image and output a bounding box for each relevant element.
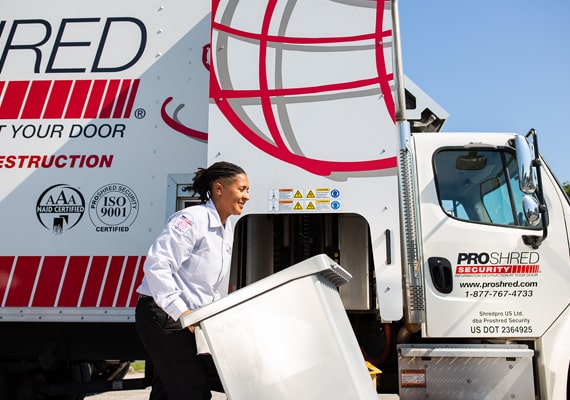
[36,184,85,234]
[89,184,139,232]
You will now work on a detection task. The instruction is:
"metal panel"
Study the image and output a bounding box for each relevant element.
[338,214,370,310]
[398,344,535,400]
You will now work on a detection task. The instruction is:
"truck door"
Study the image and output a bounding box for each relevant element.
[414,133,570,338]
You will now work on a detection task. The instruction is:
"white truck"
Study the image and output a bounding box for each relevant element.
[0,0,568,399]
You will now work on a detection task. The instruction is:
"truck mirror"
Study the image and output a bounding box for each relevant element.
[456,151,486,170]
[515,135,537,194]
[522,194,541,226]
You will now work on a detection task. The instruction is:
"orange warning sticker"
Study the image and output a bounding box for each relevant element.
[400,369,426,388]
[278,189,293,200]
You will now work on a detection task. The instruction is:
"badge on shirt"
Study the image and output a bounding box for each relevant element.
[173,215,193,234]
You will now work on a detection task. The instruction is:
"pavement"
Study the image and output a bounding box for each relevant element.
[86,372,399,399]
[85,373,226,400]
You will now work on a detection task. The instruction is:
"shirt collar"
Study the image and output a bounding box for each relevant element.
[205,199,223,229]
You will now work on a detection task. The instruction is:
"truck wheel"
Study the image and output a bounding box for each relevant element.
[44,362,92,400]
[62,362,92,400]
[15,371,47,400]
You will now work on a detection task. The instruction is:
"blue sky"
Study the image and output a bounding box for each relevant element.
[398,0,570,183]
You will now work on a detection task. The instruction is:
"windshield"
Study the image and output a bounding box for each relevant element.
[433,148,541,228]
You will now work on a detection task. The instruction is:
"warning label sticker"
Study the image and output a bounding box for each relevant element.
[278,188,294,200]
[267,188,341,212]
[400,369,426,388]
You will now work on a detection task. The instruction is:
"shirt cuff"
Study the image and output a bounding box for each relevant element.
[164,297,189,321]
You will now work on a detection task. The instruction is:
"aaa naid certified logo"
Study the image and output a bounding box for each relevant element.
[89,183,139,232]
[36,184,86,234]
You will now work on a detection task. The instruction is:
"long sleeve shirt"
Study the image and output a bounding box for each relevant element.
[137,200,234,321]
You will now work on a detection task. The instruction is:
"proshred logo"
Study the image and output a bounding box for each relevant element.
[455,252,540,275]
[0,17,146,120]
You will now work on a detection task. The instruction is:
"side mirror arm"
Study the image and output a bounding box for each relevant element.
[521,129,548,249]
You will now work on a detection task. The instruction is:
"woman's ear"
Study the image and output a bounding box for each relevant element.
[213,181,223,197]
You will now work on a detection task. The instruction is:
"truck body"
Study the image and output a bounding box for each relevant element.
[0,0,568,399]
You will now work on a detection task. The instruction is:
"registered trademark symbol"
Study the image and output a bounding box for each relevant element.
[134,108,146,119]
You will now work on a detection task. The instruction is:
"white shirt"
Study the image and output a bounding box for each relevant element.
[137,200,234,321]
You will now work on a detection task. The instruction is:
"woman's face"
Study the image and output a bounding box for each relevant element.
[213,173,250,223]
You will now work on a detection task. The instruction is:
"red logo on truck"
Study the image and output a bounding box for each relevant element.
[208,0,398,176]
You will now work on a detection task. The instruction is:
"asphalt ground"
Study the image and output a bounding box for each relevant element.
[86,372,399,399]
[85,373,227,400]
[86,373,400,400]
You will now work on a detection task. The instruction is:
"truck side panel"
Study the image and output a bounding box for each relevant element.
[207,0,404,321]
[0,0,211,321]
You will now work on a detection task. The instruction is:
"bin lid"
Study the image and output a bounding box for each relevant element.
[180,254,351,328]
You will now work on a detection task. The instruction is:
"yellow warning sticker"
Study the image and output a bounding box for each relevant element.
[316,199,331,210]
[294,190,303,199]
[306,201,315,210]
[293,202,303,210]
[315,188,330,198]
[306,190,315,198]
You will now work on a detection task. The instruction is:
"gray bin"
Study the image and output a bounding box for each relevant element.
[181,254,378,400]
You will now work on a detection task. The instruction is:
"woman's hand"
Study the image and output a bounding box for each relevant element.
[180,309,195,332]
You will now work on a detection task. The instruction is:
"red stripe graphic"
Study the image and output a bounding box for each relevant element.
[0,256,144,308]
[0,81,30,118]
[83,80,108,119]
[65,80,92,118]
[129,257,146,307]
[4,256,41,306]
[99,79,120,118]
[116,256,139,307]
[81,256,109,306]
[44,80,73,118]
[112,79,132,118]
[31,256,66,307]
[21,80,51,118]
[510,265,540,274]
[99,256,125,306]
[57,256,90,307]
[0,256,15,305]
[0,80,140,120]
[456,265,540,274]
[123,79,140,118]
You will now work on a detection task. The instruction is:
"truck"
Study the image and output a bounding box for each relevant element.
[0,0,568,399]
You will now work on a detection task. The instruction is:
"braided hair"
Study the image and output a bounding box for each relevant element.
[192,161,246,203]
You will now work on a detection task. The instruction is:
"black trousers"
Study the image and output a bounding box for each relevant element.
[135,296,212,400]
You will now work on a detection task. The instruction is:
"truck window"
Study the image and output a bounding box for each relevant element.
[433,148,540,228]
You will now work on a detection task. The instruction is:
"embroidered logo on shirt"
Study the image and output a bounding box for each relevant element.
[173,215,193,233]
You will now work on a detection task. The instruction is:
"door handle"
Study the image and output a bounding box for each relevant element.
[428,257,453,294]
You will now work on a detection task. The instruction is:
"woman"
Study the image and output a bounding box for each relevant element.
[135,161,249,400]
